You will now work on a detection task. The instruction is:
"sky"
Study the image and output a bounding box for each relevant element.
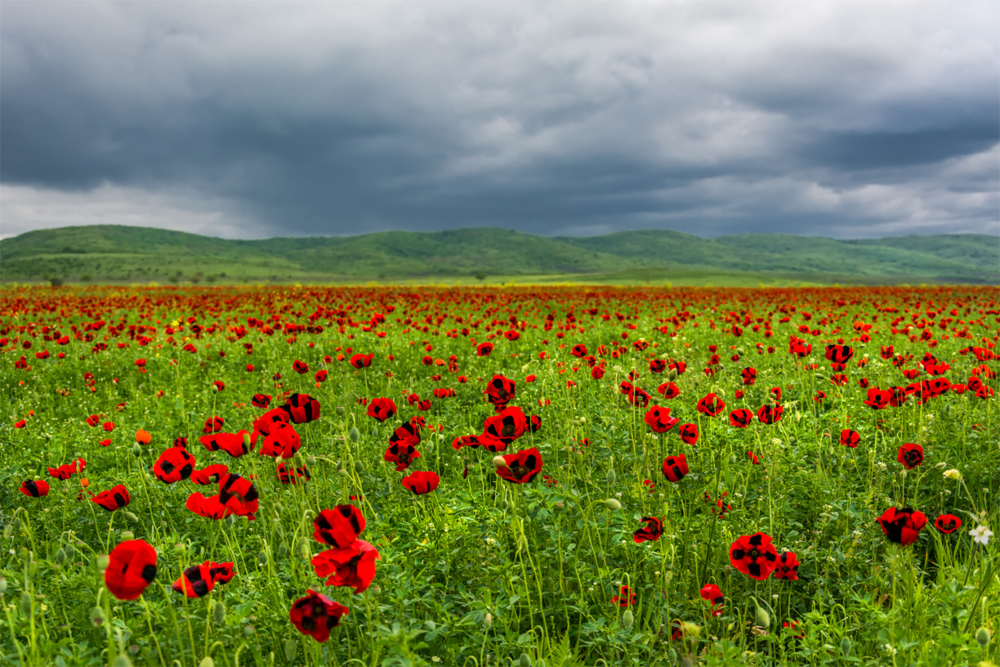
[2,1,998,241]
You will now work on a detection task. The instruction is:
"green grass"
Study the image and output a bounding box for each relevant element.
[0,284,998,667]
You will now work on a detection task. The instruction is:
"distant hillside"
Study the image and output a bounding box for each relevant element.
[0,225,997,285]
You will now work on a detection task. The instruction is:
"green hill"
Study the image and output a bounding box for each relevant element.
[0,225,996,285]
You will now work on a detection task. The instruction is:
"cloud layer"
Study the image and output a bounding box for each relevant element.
[2,1,998,239]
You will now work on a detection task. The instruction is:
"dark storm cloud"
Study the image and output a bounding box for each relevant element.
[1,1,997,240]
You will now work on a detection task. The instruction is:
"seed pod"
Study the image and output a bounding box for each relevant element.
[606,469,616,486]
[336,406,345,416]
[55,548,66,565]
[20,592,32,616]
[112,655,134,667]
[348,427,360,442]
[123,511,139,524]
[120,531,135,542]
[840,637,852,656]
[622,609,634,629]
[337,468,348,477]
[604,498,621,511]
[284,640,298,662]
[213,601,227,625]
[90,606,106,626]
[976,627,991,648]
[96,554,110,571]
[198,658,215,667]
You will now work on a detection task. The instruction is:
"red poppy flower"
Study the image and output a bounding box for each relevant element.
[186,492,230,520]
[48,457,86,480]
[432,387,456,399]
[696,393,726,417]
[173,561,235,598]
[740,367,757,385]
[86,414,100,427]
[253,408,291,437]
[200,431,253,458]
[662,454,688,482]
[314,505,366,547]
[729,532,778,580]
[388,421,422,449]
[482,405,528,448]
[252,393,272,409]
[401,470,440,494]
[91,484,131,512]
[877,507,927,545]
[202,416,225,434]
[699,583,724,616]
[191,463,230,485]
[311,539,381,594]
[864,388,892,410]
[19,480,50,497]
[367,398,397,422]
[349,353,373,369]
[783,619,804,639]
[678,423,699,445]
[729,409,754,428]
[746,450,761,465]
[495,448,543,484]
[611,585,635,607]
[649,359,666,373]
[773,551,799,580]
[290,589,348,643]
[212,381,225,392]
[840,429,860,448]
[757,403,782,425]
[293,360,309,374]
[570,344,588,358]
[645,406,679,433]
[476,342,494,356]
[384,442,421,471]
[219,473,259,518]
[484,374,516,408]
[825,344,854,364]
[102,421,115,432]
[897,443,924,469]
[153,446,196,483]
[276,462,311,484]
[280,394,321,424]
[633,516,663,544]
[259,422,301,459]
[105,539,157,600]
[934,514,962,534]
[657,381,680,399]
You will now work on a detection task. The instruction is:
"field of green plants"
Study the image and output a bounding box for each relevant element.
[1,284,997,667]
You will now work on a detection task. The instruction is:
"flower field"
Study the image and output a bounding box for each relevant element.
[1,284,998,667]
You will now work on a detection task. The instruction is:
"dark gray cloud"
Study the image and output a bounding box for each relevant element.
[2,1,998,240]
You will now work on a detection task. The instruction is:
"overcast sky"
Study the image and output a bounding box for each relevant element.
[2,1,998,240]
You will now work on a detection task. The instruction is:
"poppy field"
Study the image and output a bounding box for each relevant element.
[1,283,998,667]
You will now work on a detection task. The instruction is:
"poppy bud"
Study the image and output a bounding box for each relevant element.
[198,657,214,667]
[293,451,306,467]
[123,511,138,524]
[667,649,677,663]
[840,637,852,656]
[257,549,268,566]
[213,601,227,625]
[90,606,106,626]
[96,554,110,571]
[12,518,21,534]
[355,461,364,474]
[519,653,531,667]
[483,612,493,630]
[173,543,186,558]
[606,469,616,486]
[308,456,317,466]
[755,606,770,629]
[492,456,507,467]
[336,406,345,415]
[680,621,701,638]
[667,369,678,380]
[27,561,38,579]
[120,531,134,541]
[604,498,621,511]
[284,640,298,662]
[278,543,289,558]
[621,609,634,629]
[337,468,348,477]
[349,427,360,442]
[225,515,235,530]
[977,627,991,648]
[574,451,584,467]
[943,469,962,480]
[65,543,76,559]
[20,592,32,616]
[297,538,311,559]
[242,432,251,449]
[112,656,134,667]
[132,444,142,456]
[55,548,66,565]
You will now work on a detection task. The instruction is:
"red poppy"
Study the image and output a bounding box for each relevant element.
[484,374,516,408]
[783,619,804,639]
[349,353,373,369]
[276,461,311,484]
[105,539,158,600]
[657,381,680,399]
[570,344,588,357]
[186,492,229,520]
[645,406,679,433]
[877,507,927,545]
[86,414,101,427]
[482,405,529,449]
[825,344,854,364]
[202,416,225,434]
[757,403,783,425]
[388,421,422,449]
[729,533,778,581]
[102,421,115,432]
[200,431,253,458]
[729,409,754,428]
[219,473,259,518]
[153,447,196,483]
[897,443,924,470]
[311,539,381,594]
[476,342,494,356]
[696,393,726,417]
[191,463,230,485]
[366,398,397,422]
[280,394,321,424]
[840,429,860,448]
[19,479,50,497]
[173,561,235,598]
[699,583,724,616]
[934,514,962,534]
[314,505,366,547]
[251,393,271,408]
[289,589,348,643]
[401,470,440,494]
[259,422,301,459]
[633,516,663,544]
[746,450,761,465]
[649,358,666,373]
[661,454,688,482]
[495,448,543,484]
[773,551,799,580]
[253,408,291,437]
[678,423,699,445]
[48,457,86,480]
[384,442,421,471]
[864,388,892,410]
[293,360,309,374]
[91,484,131,512]
[740,367,757,385]
[611,585,635,607]
[212,381,225,392]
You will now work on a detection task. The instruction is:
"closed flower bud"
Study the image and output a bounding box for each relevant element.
[257,549,268,566]
[840,637,852,656]
[123,511,138,524]
[574,451,584,467]
[483,612,493,630]
[242,432,251,448]
[293,452,306,467]
[337,468,348,477]
[65,543,76,559]
[492,456,507,468]
[277,543,289,558]
[90,606,106,626]
[755,606,771,629]
[2,525,11,540]
[20,592,32,615]
[349,426,360,442]
[976,627,991,648]
[284,640,298,662]
[244,625,255,637]
[55,548,66,565]
[27,561,37,579]
[943,469,962,481]
[667,368,678,380]
[198,657,215,667]
[604,498,621,511]
[132,444,142,456]
[519,653,531,667]
[297,537,310,559]
[213,601,227,625]
[0,577,6,595]
[355,460,364,473]
[112,655,134,667]
[622,609,634,629]
[225,515,235,530]
[12,518,22,534]
[606,469,616,485]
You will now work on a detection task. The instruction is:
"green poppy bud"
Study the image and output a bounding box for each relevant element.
[198,658,214,667]
[132,444,142,456]
[112,655,134,667]
[65,543,76,560]
[755,605,770,629]
[293,451,306,467]
[225,514,235,529]
[840,637,852,656]
[297,537,310,560]
[213,601,226,625]
[20,592,32,616]
[0,577,7,595]
[349,426,360,442]
[622,609,634,629]
[90,606,106,626]
[12,518,22,534]
[667,368,678,380]
[606,469,616,486]
[277,543,289,558]
[284,640,298,662]
[492,455,507,468]
[519,653,531,667]
[574,451,584,467]
[976,627,991,648]
[604,498,621,511]
[355,460,364,474]
[96,554,110,571]
[123,511,138,524]
[242,432,251,449]
[55,548,66,565]
[2,525,11,540]
[172,543,186,558]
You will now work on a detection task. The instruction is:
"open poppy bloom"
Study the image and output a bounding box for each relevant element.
[384,442,421,471]
[678,423,699,445]
[314,505,366,547]
[633,516,663,543]
[259,422,301,459]
[105,539,157,600]
[729,409,754,428]
[219,473,259,518]
[293,360,309,374]
[173,561,235,598]
[825,344,854,364]
[740,367,757,385]
[756,403,783,425]
[934,514,962,534]
[349,353,373,369]
[366,398,397,422]
[699,583,725,616]
[840,429,860,448]
[611,585,635,607]
[864,388,892,410]
[251,394,272,409]
[897,443,924,469]
[91,484,130,512]
[200,431,253,458]
[729,532,778,580]
[48,457,86,480]
[877,507,927,545]
[290,589,348,642]
[484,374,516,409]
[773,551,799,580]
[495,448,543,484]
[191,463,230,486]
[203,416,225,434]
[280,393,321,424]
[476,342,494,356]
[253,408,291,437]
[186,492,230,520]
[696,393,726,417]
[481,405,528,448]
[19,480,50,497]
[661,454,688,482]
[389,421,422,449]
[657,381,680,399]
[402,470,440,494]
[153,447,195,483]
[645,406,679,433]
[311,539,380,594]
[276,462,311,484]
